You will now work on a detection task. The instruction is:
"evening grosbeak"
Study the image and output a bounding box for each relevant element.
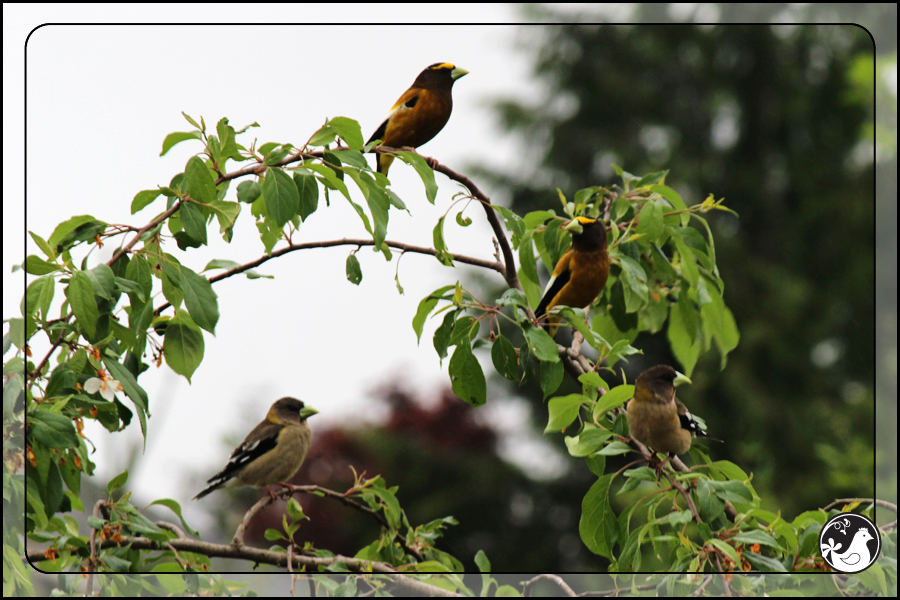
[535,216,609,337]
[366,62,468,176]
[626,365,708,455]
[193,398,318,500]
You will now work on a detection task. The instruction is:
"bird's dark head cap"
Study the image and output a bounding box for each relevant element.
[416,63,468,89]
[637,365,677,385]
[271,397,318,420]
[566,216,607,250]
[637,365,691,387]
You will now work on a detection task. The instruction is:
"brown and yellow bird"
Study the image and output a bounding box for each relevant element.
[193,397,317,500]
[366,62,468,176]
[535,216,609,337]
[626,365,708,456]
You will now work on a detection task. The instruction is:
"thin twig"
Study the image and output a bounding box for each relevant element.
[522,574,578,597]
[151,237,504,316]
[287,484,424,562]
[822,498,896,513]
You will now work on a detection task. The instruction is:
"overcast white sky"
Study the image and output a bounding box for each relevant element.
[5,6,582,517]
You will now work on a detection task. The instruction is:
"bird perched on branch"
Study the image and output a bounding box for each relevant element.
[193,397,318,500]
[366,62,468,176]
[535,216,609,337]
[626,365,709,456]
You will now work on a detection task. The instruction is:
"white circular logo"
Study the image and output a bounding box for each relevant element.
[819,512,881,574]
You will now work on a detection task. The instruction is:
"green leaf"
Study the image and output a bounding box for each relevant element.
[262,167,300,227]
[325,116,364,151]
[131,189,163,214]
[491,335,518,381]
[448,343,486,407]
[294,172,319,221]
[474,549,491,573]
[670,227,699,289]
[178,265,219,334]
[598,441,632,456]
[545,394,586,433]
[308,123,338,147]
[668,293,701,377]
[49,216,107,253]
[66,271,98,339]
[618,256,649,313]
[24,255,58,276]
[543,218,569,267]
[346,253,362,285]
[184,155,216,204]
[164,313,205,382]
[160,131,201,156]
[493,205,526,246]
[636,200,663,242]
[699,281,740,369]
[28,410,79,449]
[208,200,240,234]
[359,173,390,248]
[25,276,55,322]
[179,201,208,245]
[539,358,564,398]
[29,230,56,260]
[264,144,293,166]
[103,471,130,498]
[236,180,262,204]
[395,151,438,203]
[431,216,455,266]
[102,356,149,417]
[496,288,530,310]
[579,475,616,558]
[579,372,609,395]
[649,184,687,211]
[593,384,634,422]
[412,285,454,342]
[523,322,560,363]
[432,310,456,363]
[322,150,344,181]
[517,233,541,308]
[565,425,613,457]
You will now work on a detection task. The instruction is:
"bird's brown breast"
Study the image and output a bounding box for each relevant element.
[382,90,452,149]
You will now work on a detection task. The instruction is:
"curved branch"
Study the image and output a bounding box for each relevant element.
[212,145,523,295]
[427,158,521,293]
[27,536,463,596]
[153,238,504,316]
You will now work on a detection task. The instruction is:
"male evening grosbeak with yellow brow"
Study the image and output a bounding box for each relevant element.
[626,365,710,456]
[193,398,318,500]
[535,216,609,337]
[366,62,468,176]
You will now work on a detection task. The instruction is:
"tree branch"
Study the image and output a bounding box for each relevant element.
[153,238,505,316]
[428,158,521,293]
[230,484,423,562]
[26,533,464,596]
[522,574,578,597]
